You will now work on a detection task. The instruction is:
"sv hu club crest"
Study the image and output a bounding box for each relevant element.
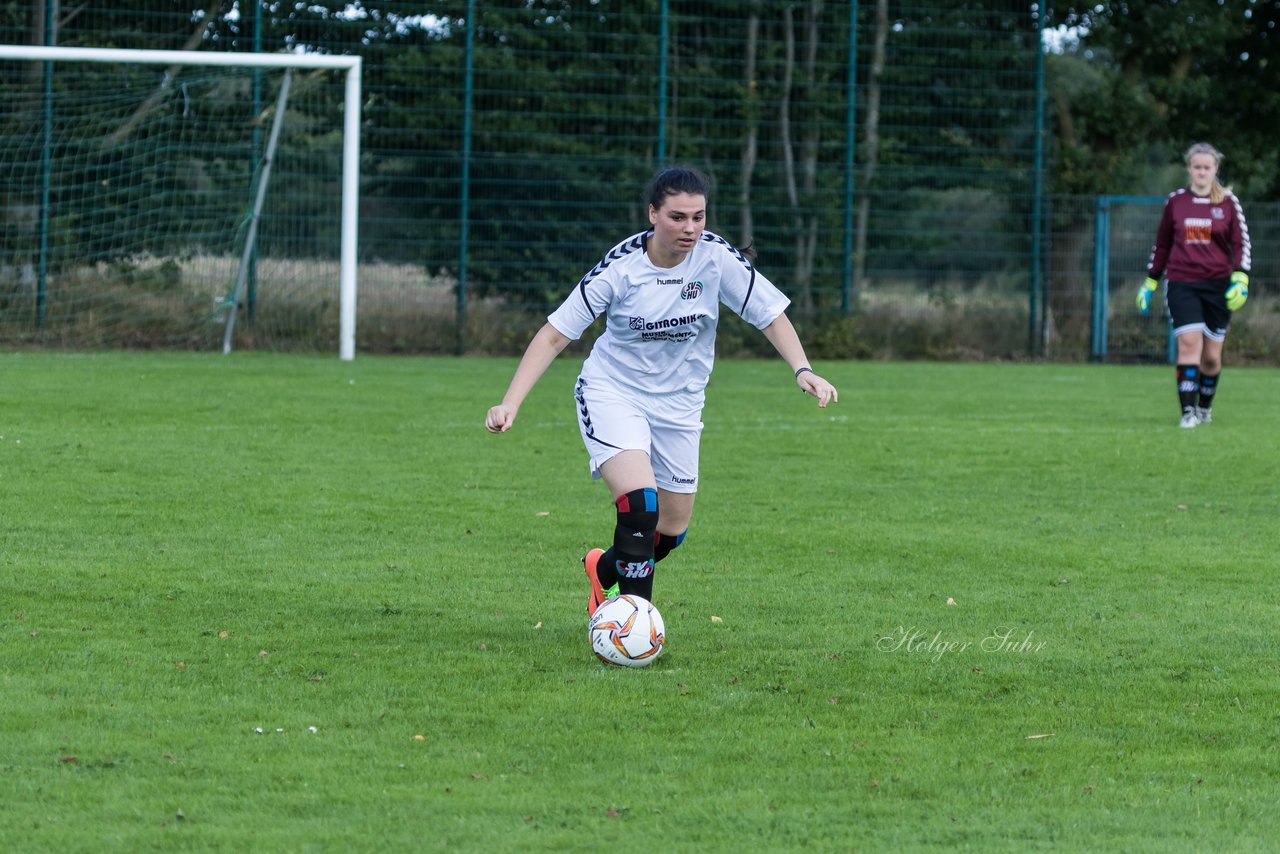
[680,280,704,300]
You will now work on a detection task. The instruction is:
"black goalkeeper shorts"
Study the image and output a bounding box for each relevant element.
[1166,279,1230,341]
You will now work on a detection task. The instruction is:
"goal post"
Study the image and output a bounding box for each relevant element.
[1090,194,1169,363]
[0,45,362,360]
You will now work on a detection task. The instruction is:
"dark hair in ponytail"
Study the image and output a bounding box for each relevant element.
[645,166,711,210]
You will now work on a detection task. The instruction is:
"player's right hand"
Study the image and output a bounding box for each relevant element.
[797,370,839,409]
[485,404,516,433]
[1135,277,1158,314]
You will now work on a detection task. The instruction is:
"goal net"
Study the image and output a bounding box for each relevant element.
[0,46,360,358]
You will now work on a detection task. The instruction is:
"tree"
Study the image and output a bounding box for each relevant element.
[852,0,888,305]
[1050,0,1280,199]
[855,1,1041,290]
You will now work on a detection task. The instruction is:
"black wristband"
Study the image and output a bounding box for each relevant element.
[795,366,813,379]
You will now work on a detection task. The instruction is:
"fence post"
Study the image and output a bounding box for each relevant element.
[37,0,55,332]
[1090,195,1111,361]
[457,0,476,354]
[1030,5,1046,356]
[841,1,858,316]
[657,0,669,164]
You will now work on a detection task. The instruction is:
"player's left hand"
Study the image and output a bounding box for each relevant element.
[1226,271,1249,311]
[1135,277,1159,314]
[797,370,838,408]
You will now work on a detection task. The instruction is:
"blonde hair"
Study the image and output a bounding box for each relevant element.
[1184,142,1231,204]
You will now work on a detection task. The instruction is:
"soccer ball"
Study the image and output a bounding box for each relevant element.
[589,594,665,667]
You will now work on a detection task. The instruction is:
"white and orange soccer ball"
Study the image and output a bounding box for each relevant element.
[588,594,665,667]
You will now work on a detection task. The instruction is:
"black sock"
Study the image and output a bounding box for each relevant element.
[1198,372,1219,411]
[619,570,654,601]
[654,530,686,563]
[597,547,619,589]
[599,530,685,591]
[1176,364,1199,414]
[602,488,658,600]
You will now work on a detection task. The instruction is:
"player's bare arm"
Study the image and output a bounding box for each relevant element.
[486,323,572,433]
[760,314,839,408]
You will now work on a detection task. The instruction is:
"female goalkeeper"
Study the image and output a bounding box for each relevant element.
[485,166,837,613]
[1137,142,1252,428]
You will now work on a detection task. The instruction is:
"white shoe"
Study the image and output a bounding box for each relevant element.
[1179,410,1199,429]
[1196,406,1212,425]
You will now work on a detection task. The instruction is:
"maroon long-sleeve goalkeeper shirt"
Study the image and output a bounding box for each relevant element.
[1146,187,1251,283]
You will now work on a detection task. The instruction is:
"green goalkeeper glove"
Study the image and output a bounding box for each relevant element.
[1226,271,1249,311]
[1135,277,1159,314]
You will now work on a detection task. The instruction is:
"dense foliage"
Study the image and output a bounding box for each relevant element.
[1,2,1275,359]
[1049,0,1280,198]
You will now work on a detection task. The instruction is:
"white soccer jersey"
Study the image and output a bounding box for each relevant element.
[547,230,790,395]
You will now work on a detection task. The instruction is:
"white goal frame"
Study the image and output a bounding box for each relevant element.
[0,44,362,360]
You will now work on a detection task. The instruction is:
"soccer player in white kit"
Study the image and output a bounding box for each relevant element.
[486,167,838,614]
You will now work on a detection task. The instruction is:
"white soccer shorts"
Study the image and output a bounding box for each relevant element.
[573,375,703,494]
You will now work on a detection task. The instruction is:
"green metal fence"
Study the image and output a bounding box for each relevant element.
[16,2,1256,362]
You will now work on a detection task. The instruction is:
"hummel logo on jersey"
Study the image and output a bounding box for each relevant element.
[656,276,683,286]
[681,280,703,300]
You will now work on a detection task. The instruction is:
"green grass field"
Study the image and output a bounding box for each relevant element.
[2,352,1278,851]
